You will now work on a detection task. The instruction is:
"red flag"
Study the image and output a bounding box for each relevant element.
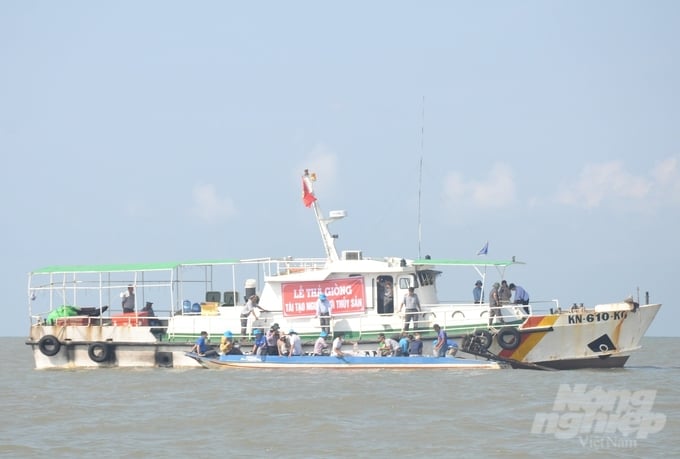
[302,177,317,207]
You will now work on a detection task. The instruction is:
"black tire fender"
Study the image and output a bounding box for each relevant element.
[497,327,522,350]
[474,329,493,350]
[38,335,61,357]
[88,342,112,363]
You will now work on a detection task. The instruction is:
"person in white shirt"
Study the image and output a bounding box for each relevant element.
[331,333,345,357]
[287,330,302,356]
[239,295,268,336]
[121,285,135,313]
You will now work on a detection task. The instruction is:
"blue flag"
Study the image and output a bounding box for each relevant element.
[477,241,489,256]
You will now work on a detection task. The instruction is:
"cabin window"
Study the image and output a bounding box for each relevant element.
[377,275,394,314]
[417,270,440,287]
[398,277,413,290]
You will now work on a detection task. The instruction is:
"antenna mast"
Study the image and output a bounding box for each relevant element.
[417,96,425,259]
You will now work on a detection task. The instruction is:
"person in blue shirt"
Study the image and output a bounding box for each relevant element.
[398,332,410,356]
[473,280,483,304]
[252,328,267,355]
[433,324,448,358]
[190,331,217,357]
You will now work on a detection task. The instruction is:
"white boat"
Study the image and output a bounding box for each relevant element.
[185,352,506,370]
[25,169,661,370]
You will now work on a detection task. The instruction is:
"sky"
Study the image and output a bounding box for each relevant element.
[1,1,678,337]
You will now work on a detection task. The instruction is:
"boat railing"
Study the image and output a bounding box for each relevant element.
[29,309,173,328]
[242,257,328,276]
[413,299,560,332]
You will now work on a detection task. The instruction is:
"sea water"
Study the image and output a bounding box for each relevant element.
[1,337,679,458]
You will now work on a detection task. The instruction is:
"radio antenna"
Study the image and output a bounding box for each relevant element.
[417,96,425,259]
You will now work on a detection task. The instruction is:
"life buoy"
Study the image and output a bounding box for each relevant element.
[474,329,493,350]
[497,327,521,350]
[38,335,61,356]
[88,342,112,363]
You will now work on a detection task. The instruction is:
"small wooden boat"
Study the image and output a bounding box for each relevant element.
[185,352,506,370]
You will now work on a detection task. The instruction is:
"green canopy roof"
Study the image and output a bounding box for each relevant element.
[412,258,524,267]
[32,259,240,274]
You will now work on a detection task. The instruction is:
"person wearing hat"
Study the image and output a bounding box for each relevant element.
[142,301,161,326]
[473,280,484,304]
[220,330,234,355]
[266,323,281,355]
[251,328,267,355]
[287,329,302,356]
[313,330,329,356]
[315,293,332,334]
[488,282,502,326]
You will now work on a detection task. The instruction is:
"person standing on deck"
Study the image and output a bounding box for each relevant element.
[509,283,530,314]
[121,285,135,313]
[399,287,421,331]
[315,293,332,334]
[240,295,268,336]
[489,282,502,326]
[499,280,512,305]
[473,280,483,304]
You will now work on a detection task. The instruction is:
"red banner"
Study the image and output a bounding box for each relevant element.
[302,177,317,207]
[281,278,366,317]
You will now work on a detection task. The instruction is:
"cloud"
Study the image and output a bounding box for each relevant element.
[556,157,679,210]
[651,157,680,204]
[191,184,236,222]
[443,162,516,208]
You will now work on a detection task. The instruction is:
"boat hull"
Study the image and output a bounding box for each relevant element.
[186,352,505,370]
[472,302,661,370]
[27,324,203,369]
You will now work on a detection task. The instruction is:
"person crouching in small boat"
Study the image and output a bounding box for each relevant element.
[377,333,400,356]
[398,332,410,357]
[190,331,218,357]
[287,330,303,356]
[332,332,345,357]
[219,331,242,355]
[266,323,281,355]
[433,324,448,358]
[252,328,267,355]
[313,330,329,355]
[409,333,423,357]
